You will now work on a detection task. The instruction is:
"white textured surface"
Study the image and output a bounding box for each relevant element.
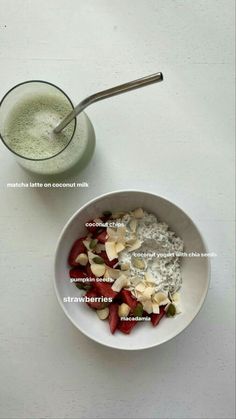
[0,1,235,418]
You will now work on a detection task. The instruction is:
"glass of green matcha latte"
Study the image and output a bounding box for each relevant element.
[0,81,95,175]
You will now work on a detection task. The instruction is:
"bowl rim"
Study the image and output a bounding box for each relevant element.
[54,189,211,351]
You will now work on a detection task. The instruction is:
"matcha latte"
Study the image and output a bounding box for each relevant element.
[3,93,75,160]
[0,81,95,175]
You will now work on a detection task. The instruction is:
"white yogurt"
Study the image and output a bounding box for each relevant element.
[117,211,184,295]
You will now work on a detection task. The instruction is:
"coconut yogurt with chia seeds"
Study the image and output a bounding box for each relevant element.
[115,209,184,297]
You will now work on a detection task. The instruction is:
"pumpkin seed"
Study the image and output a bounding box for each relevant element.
[166,303,176,317]
[92,256,104,264]
[89,239,97,249]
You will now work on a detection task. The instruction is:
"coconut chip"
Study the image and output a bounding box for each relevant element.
[104,267,121,280]
[111,274,130,292]
[126,239,142,252]
[105,241,118,261]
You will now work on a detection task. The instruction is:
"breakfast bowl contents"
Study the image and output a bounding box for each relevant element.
[67,208,184,335]
[54,191,210,350]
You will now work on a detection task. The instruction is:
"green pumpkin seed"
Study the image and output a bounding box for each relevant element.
[89,239,97,249]
[133,303,143,317]
[75,283,84,290]
[75,283,91,291]
[93,256,105,264]
[166,303,176,317]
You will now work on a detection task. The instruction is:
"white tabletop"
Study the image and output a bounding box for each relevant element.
[0,1,235,418]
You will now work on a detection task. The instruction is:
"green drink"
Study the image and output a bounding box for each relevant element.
[0,81,95,175]
[4,94,75,160]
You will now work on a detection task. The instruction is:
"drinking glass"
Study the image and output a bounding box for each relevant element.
[0,80,95,175]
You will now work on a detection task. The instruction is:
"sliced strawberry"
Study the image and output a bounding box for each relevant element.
[70,269,91,290]
[96,230,108,244]
[101,213,112,223]
[86,220,98,234]
[120,289,138,311]
[113,293,123,304]
[118,319,137,334]
[68,237,86,267]
[69,268,88,279]
[100,215,109,222]
[86,264,96,279]
[151,306,166,326]
[85,289,108,310]
[99,251,118,268]
[108,303,119,334]
[95,228,104,236]
[93,281,117,299]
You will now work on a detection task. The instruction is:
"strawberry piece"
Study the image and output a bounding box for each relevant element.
[70,269,92,290]
[69,268,88,279]
[120,289,138,310]
[96,230,108,244]
[99,251,118,268]
[108,303,119,334]
[93,281,117,299]
[118,319,137,334]
[151,306,166,326]
[100,215,109,222]
[85,289,108,310]
[95,228,104,236]
[86,220,98,234]
[86,264,96,279]
[68,237,86,267]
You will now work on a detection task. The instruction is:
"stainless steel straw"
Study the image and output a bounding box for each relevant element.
[54,72,163,133]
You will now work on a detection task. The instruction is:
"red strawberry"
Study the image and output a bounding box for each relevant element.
[99,251,118,268]
[118,319,137,334]
[120,289,138,310]
[151,306,166,326]
[96,230,108,244]
[69,268,87,279]
[86,264,96,279]
[68,237,86,267]
[85,289,108,310]
[108,303,119,334]
[86,220,98,234]
[93,281,117,299]
[69,269,92,290]
[100,215,109,222]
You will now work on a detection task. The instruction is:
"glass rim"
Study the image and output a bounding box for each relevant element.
[0,79,77,161]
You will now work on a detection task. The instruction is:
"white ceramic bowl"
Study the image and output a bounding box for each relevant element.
[54,190,210,350]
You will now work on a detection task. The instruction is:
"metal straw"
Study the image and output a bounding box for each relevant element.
[54,72,163,133]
